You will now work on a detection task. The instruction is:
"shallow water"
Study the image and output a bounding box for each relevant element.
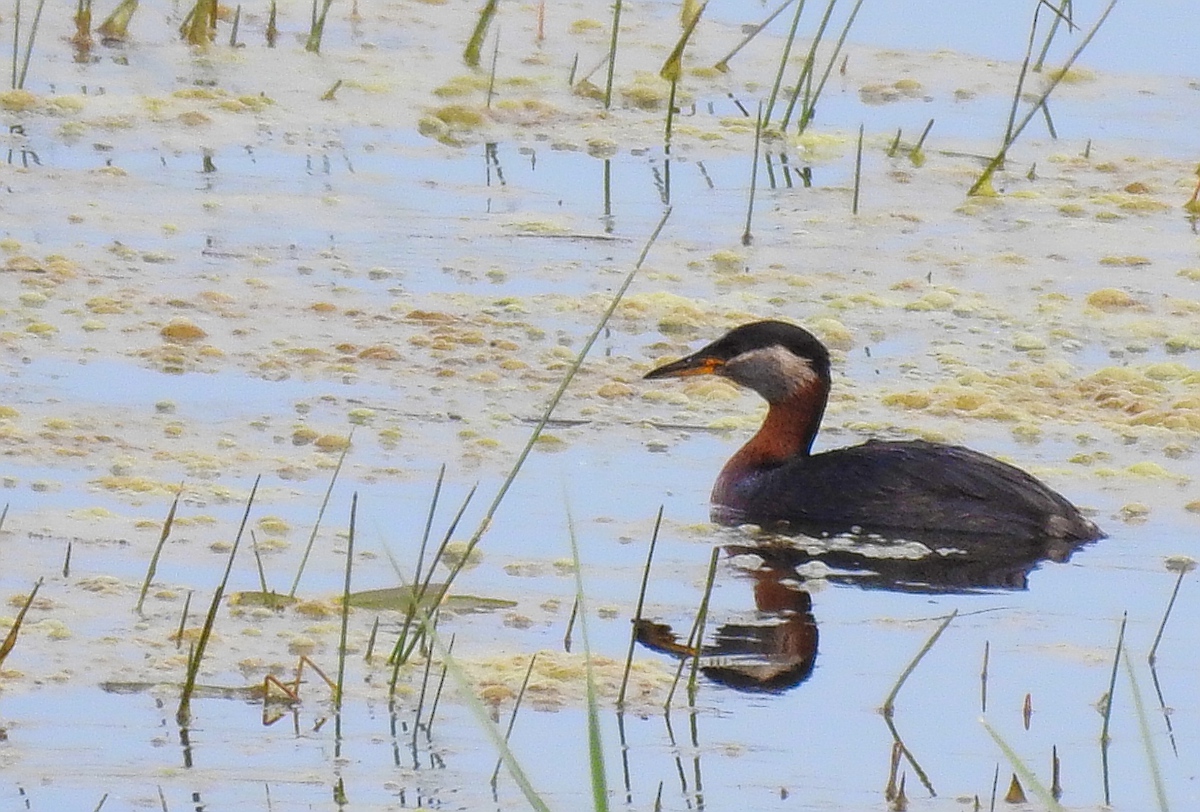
[2,0,1200,810]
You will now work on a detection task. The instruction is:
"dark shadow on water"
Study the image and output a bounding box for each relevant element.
[727,524,1098,594]
[636,526,1096,693]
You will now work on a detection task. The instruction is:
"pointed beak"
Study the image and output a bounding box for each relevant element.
[644,352,725,380]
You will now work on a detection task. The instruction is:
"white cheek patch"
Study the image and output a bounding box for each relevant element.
[726,345,818,402]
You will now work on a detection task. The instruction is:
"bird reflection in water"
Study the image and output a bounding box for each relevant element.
[634,563,819,693]
[727,522,1099,594]
[635,526,1098,693]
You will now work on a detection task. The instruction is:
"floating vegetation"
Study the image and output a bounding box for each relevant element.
[346,585,515,613]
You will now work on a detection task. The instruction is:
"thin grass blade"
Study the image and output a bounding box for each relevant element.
[290,428,353,597]
[137,487,181,614]
[980,718,1066,811]
[0,578,43,667]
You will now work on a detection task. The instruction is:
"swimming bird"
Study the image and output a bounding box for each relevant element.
[644,320,1102,541]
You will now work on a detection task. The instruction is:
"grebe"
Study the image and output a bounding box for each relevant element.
[644,320,1103,541]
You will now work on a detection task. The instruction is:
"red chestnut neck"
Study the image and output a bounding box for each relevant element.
[713,381,829,506]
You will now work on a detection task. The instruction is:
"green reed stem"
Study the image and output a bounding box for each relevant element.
[334,493,357,710]
[1032,0,1074,72]
[618,505,664,707]
[913,118,934,152]
[969,0,1117,196]
[364,616,379,662]
[1122,643,1168,811]
[290,427,353,598]
[433,208,672,605]
[250,531,269,593]
[490,652,539,786]
[852,122,864,214]
[15,0,47,90]
[137,487,182,614]
[425,633,454,736]
[981,718,1065,811]
[779,0,836,130]
[980,640,990,713]
[564,595,579,650]
[178,476,260,724]
[882,609,957,717]
[305,0,334,53]
[96,0,138,43]
[796,0,865,133]
[387,210,672,694]
[566,501,609,812]
[11,0,22,90]
[412,620,440,740]
[763,0,807,122]
[266,0,277,46]
[1004,3,1045,147]
[486,25,501,109]
[603,0,623,108]
[464,0,498,67]
[1100,611,1127,806]
[664,79,678,149]
[414,464,445,588]
[1149,561,1192,664]
[174,589,192,650]
[742,102,764,245]
[0,578,42,667]
[229,5,240,47]
[405,599,550,812]
[713,0,797,72]
[391,483,477,669]
[685,547,721,702]
[665,547,719,710]
[660,3,706,87]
